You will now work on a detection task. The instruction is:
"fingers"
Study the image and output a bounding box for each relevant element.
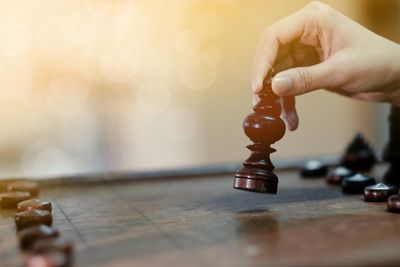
[253,94,299,131]
[251,6,316,94]
[271,60,336,96]
[281,96,298,131]
[273,52,295,73]
[291,43,320,66]
[350,92,389,102]
[252,94,260,105]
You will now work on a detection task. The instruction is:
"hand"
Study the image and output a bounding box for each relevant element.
[251,1,400,131]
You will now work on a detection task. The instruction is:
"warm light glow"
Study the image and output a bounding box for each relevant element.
[194,11,223,39]
[58,108,99,151]
[20,141,76,177]
[67,9,97,48]
[0,60,33,98]
[84,0,113,17]
[46,76,91,118]
[174,30,200,55]
[179,53,217,91]
[0,0,388,176]
[99,47,137,83]
[137,81,171,114]
[228,47,253,81]
[203,46,222,64]
[0,18,32,64]
[36,16,75,55]
[50,76,91,105]
[162,106,197,141]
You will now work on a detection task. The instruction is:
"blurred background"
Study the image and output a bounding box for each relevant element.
[0,0,398,178]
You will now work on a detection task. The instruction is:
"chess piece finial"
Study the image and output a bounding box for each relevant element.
[234,70,285,194]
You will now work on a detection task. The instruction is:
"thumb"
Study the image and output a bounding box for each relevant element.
[271,61,335,96]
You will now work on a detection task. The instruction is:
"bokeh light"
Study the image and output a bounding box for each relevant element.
[50,76,91,105]
[67,9,97,49]
[174,30,200,55]
[20,141,77,177]
[194,11,223,39]
[0,59,33,98]
[228,47,253,82]
[46,75,91,118]
[179,53,217,91]
[0,18,32,64]
[36,16,75,55]
[0,0,392,177]
[84,0,113,17]
[203,46,222,64]
[137,81,171,114]
[99,47,137,83]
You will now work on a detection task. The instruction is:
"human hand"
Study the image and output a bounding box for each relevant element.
[251,1,400,131]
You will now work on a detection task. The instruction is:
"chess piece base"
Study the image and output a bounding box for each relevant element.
[234,167,278,194]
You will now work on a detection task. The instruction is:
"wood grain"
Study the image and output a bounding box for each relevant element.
[1,164,399,267]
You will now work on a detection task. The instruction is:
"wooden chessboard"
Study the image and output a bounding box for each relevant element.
[1,163,399,267]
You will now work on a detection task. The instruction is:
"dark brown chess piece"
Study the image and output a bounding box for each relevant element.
[341,133,376,171]
[234,71,285,194]
[383,105,400,185]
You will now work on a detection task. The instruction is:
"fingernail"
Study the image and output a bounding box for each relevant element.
[272,75,293,95]
[286,115,295,131]
[285,111,299,131]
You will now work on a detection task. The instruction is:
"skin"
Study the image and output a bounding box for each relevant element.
[251,1,400,131]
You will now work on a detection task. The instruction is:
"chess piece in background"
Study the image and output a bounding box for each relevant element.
[341,133,377,171]
[383,106,400,185]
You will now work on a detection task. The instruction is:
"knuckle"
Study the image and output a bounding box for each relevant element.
[306,1,330,12]
[305,1,320,10]
[304,1,334,21]
[294,69,313,94]
[261,27,273,38]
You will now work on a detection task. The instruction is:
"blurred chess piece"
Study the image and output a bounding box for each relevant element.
[341,133,377,171]
[234,70,285,194]
[383,106,400,185]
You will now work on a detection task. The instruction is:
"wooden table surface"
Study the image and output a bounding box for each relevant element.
[1,164,399,267]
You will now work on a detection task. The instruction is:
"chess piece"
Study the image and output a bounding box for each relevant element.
[326,166,354,185]
[26,251,68,267]
[17,199,52,213]
[18,225,60,250]
[300,160,328,178]
[364,183,398,202]
[342,173,376,194]
[0,191,31,209]
[32,237,74,266]
[341,133,376,171]
[383,106,400,185]
[15,209,53,230]
[7,181,39,197]
[387,194,400,213]
[234,71,285,194]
